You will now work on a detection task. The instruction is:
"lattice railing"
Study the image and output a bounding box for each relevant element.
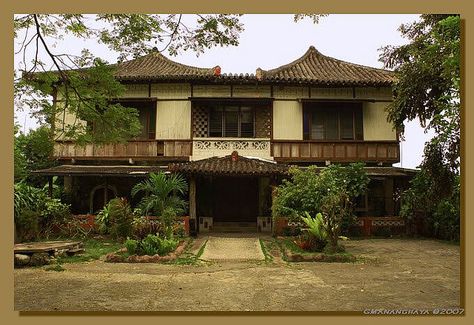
[192,138,271,160]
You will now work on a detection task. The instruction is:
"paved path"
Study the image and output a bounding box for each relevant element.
[200,233,265,261]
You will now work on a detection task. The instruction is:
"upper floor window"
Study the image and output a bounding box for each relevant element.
[110,99,156,140]
[209,105,255,138]
[303,102,363,140]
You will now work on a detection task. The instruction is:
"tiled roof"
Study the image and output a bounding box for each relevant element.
[169,153,289,176]
[113,50,219,81]
[32,165,168,177]
[303,166,418,177]
[259,46,396,86]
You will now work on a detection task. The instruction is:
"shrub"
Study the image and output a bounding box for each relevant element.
[272,164,369,251]
[140,234,161,255]
[131,172,188,237]
[14,182,71,241]
[108,198,134,240]
[299,212,328,251]
[126,234,180,256]
[125,238,139,255]
[173,223,186,238]
[96,204,111,235]
[131,217,162,239]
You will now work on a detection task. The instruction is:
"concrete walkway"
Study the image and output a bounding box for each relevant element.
[200,233,265,261]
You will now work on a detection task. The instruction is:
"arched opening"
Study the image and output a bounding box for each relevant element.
[90,184,118,213]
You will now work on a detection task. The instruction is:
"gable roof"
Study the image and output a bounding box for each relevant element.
[258,46,396,86]
[169,153,289,176]
[113,50,219,81]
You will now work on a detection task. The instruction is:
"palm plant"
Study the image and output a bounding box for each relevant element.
[301,211,327,241]
[131,172,188,237]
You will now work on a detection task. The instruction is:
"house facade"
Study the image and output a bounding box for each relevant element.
[35,46,416,233]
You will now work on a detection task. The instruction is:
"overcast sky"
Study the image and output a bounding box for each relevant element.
[14,14,433,169]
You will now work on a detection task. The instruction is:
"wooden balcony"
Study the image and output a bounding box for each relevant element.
[271,140,400,164]
[54,140,192,161]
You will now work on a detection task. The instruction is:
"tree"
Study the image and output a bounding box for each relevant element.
[15,14,327,144]
[14,125,57,186]
[14,14,245,143]
[380,15,460,240]
[272,163,369,251]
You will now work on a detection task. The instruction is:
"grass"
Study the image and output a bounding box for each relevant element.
[56,238,122,264]
[259,238,273,263]
[168,239,207,265]
[277,236,356,263]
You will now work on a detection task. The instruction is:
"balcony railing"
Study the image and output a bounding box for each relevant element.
[192,138,271,160]
[54,140,192,160]
[271,140,400,163]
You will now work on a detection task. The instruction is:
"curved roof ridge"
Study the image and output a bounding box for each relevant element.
[146,50,217,72]
[259,45,396,86]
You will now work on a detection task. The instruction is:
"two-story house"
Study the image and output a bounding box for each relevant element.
[34,46,416,233]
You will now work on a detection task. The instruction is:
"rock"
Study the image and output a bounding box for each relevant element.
[30,252,51,266]
[14,254,31,267]
[168,253,177,260]
[105,252,125,263]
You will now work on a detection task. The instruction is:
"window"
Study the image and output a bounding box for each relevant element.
[208,105,255,138]
[303,102,363,140]
[114,100,156,140]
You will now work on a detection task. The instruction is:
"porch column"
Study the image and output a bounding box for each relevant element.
[104,177,109,205]
[189,176,196,220]
[258,177,270,216]
[48,176,53,198]
[384,177,394,216]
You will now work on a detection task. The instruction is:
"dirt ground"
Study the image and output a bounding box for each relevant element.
[14,238,460,312]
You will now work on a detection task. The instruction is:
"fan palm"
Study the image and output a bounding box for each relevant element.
[131,172,188,218]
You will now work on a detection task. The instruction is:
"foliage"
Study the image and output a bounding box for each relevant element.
[131,216,162,239]
[14,124,28,182]
[95,204,111,235]
[132,172,188,237]
[56,239,122,264]
[298,212,328,252]
[14,125,56,186]
[14,182,71,241]
[380,15,460,241]
[124,238,139,255]
[14,14,245,143]
[128,234,179,256]
[107,197,135,240]
[272,163,369,252]
[301,212,327,241]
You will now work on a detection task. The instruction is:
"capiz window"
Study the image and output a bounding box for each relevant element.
[208,105,255,138]
[303,102,363,140]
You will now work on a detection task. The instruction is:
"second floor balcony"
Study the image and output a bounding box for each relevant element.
[54,138,399,164]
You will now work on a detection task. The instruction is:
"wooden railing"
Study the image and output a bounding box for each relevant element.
[271,140,400,163]
[54,140,192,160]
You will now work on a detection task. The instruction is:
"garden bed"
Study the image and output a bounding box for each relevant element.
[276,237,356,263]
[104,239,189,263]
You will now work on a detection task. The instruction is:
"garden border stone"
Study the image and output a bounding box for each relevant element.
[104,239,189,263]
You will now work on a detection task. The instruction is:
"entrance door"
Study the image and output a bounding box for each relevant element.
[212,177,258,222]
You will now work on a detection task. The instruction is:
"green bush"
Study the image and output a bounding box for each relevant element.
[141,234,161,255]
[272,163,369,251]
[14,182,71,241]
[125,234,179,256]
[131,217,162,239]
[96,205,110,235]
[107,198,134,240]
[124,238,139,255]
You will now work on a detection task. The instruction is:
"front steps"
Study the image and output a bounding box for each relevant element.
[212,221,257,233]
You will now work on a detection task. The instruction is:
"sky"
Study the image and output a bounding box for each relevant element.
[13,14,433,169]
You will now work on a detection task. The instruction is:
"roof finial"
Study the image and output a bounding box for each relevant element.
[256,68,263,81]
[231,151,238,162]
